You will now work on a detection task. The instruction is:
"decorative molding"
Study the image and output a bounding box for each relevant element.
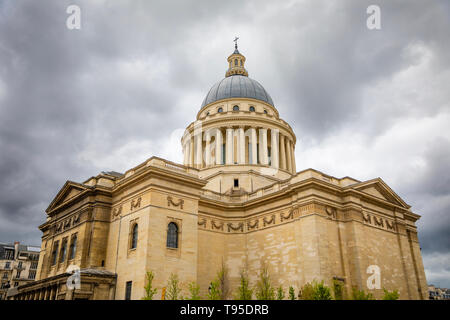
[130,197,141,211]
[263,214,275,227]
[198,218,207,227]
[362,212,396,232]
[167,196,184,209]
[326,206,337,219]
[227,222,244,233]
[113,206,122,218]
[211,220,224,231]
[247,219,259,230]
[280,210,294,222]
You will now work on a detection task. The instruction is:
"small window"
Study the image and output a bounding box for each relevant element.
[234,179,239,188]
[167,222,179,249]
[249,106,255,112]
[131,223,138,249]
[206,111,210,116]
[234,59,238,66]
[125,281,132,300]
[59,239,67,263]
[264,109,268,114]
[218,107,223,113]
[69,235,77,260]
[233,105,239,111]
[51,242,59,266]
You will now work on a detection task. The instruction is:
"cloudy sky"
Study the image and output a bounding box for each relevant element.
[0,0,449,288]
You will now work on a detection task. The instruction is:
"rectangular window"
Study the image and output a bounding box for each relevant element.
[2,273,7,279]
[5,262,10,269]
[28,270,36,280]
[69,235,77,260]
[125,281,132,300]
[234,179,239,188]
[60,239,68,263]
[17,262,22,269]
[222,143,226,164]
[16,271,21,279]
[51,241,59,266]
[30,262,38,269]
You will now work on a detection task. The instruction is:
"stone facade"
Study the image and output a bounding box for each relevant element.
[8,46,428,300]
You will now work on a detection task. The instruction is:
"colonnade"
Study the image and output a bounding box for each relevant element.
[183,126,296,173]
[13,283,59,300]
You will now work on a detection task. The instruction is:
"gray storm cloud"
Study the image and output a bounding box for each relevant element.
[0,0,449,287]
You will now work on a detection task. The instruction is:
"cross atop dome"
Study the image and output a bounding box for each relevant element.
[226,37,248,77]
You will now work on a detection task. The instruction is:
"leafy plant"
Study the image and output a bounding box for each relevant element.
[187,281,202,300]
[351,287,374,300]
[166,273,182,300]
[217,260,229,299]
[382,288,399,300]
[235,269,253,300]
[299,281,332,300]
[277,286,285,300]
[208,280,221,300]
[255,264,275,300]
[142,270,157,300]
[288,286,296,300]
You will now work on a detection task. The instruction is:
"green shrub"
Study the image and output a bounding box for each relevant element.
[299,281,332,300]
[187,281,202,300]
[166,273,183,300]
[382,288,399,300]
[235,269,253,300]
[208,280,221,300]
[277,286,285,300]
[255,264,275,300]
[288,286,296,300]
[142,270,157,300]
[351,287,374,300]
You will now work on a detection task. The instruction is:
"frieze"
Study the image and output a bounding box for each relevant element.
[167,196,184,209]
[211,220,224,231]
[130,197,141,211]
[263,214,276,227]
[325,206,337,219]
[198,218,207,227]
[247,219,259,230]
[280,210,294,222]
[362,212,396,232]
[227,222,244,233]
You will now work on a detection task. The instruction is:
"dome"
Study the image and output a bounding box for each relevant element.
[201,75,274,108]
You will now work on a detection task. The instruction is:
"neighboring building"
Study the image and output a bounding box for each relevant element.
[9,44,428,300]
[0,242,40,300]
[428,285,450,300]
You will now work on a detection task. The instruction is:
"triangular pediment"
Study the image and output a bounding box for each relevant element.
[350,178,410,209]
[46,181,88,213]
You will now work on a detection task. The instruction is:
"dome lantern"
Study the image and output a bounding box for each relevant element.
[225,37,248,77]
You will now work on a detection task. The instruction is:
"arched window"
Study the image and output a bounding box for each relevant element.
[249,106,255,112]
[218,107,223,113]
[233,105,239,111]
[51,242,59,266]
[167,222,178,248]
[234,59,238,66]
[131,224,138,249]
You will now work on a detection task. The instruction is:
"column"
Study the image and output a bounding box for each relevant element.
[280,134,286,170]
[238,126,245,164]
[183,141,189,166]
[215,128,222,165]
[271,129,279,169]
[189,136,194,167]
[226,127,234,165]
[205,131,211,167]
[195,132,203,168]
[291,141,296,173]
[286,139,292,173]
[250,127,258,165]
[259,127,268,165]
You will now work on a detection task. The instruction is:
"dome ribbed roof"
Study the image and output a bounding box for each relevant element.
[201,75,274,108]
